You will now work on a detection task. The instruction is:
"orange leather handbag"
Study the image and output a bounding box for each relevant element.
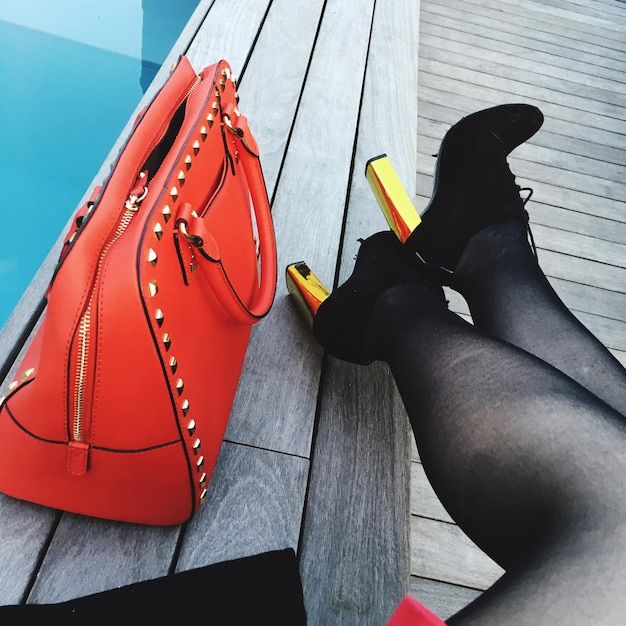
[0,57,277,525]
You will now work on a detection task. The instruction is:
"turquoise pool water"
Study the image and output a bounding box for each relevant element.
[0,0,199,328]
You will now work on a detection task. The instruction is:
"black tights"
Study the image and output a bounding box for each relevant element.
[371,220,626,624]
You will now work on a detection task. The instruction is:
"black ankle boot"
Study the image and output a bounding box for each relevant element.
[405,104,543,284]
[311,232,446,364]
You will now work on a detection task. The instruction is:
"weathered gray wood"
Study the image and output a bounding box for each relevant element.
[427,0,626,56]
[487,0,626,36]
[422,2,626,73]
[420,59,626,130]
[300,361,412,625]
[221,0,327,453]
[28,516,179,603]
[298,0,419,622]
[222,0,379,457]
[421,37,626,107]
[410,516,504,590]
[176,442,309,571]
[226,0,327,194]
[411,461,452,524]
[420,12,626,86]
[0,497,58,604]
[410,576,482,622]
[186,0,271,76]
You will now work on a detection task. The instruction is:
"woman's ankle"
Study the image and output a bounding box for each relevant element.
[366,283,449,361]
[452,218,538,292]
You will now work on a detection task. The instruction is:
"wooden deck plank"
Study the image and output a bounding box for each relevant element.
[218,0,327,454]
[186,0,272,74]
[225,0,379,459]
[0,498,58,604]
[28,517,179,603]
[489,0,626,36]
[298,0,419,622]
[421,35,626,106]
[300,362,412,626]
[410,576,482,622]
[176,443,309,571]
[410,516,504,590]
[420,17,626,87]
[423,1,626,68]
[422,5,624,77]
[420,59,626,129]
[434,0,626,53]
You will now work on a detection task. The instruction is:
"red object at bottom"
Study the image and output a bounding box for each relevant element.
[388,596,447,626]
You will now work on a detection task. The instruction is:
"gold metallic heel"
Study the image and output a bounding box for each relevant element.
[285,262,330,327]
[365,154,421,243]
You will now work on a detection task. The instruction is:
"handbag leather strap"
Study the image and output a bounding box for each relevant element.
[176,108,277,325]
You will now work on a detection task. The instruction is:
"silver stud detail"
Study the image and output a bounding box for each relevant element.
[199,472,207,487]
[177,170,185,186]
[200,126,207,141]
[196,455,205,470]
[182,399,190,416]
[187,419,196,436]
[170,186,178,201]
[212,102,219,115]
[206,113,214,128]
[200,488,208,504]
[184,155,192,170]
[147,248,158,267]
[169,356,178,374]
[155,309,164,327]
[148,281,159,298]
[8,381,18,392]
[162,205,172,223]
[192,140,201,155]
[162,333,171,351]
[153,222,163,241]
[175,378,184,395]
[192,438,201,454]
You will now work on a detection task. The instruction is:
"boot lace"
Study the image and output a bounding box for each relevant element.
[518,186,538,259]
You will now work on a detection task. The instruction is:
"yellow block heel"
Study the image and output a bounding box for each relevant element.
[285,262,330,327]
[365,154,421,243]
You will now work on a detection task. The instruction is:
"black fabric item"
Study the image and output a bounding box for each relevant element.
[0,549,306,625]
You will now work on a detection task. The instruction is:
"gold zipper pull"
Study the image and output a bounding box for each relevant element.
[126,171,149,211]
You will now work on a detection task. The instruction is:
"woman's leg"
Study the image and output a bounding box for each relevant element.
[369,284,626,625]
[403,102,626,415]
[451,211,626,418]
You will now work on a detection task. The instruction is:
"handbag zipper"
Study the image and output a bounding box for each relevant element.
[69,177,148,472]
[67,73,203,473]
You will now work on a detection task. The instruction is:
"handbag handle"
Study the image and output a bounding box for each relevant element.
[177,109,277,325]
